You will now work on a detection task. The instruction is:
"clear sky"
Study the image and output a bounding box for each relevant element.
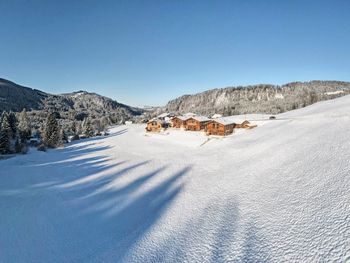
[0,0,349,107]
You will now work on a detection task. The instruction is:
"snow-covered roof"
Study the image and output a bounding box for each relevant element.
[157,112,169,118]
[211,117,237,125]
[183,112,197,117]
[174,116,191,121]
[148,118,165,124]
[190,116,211,122]
[211,114,222,119]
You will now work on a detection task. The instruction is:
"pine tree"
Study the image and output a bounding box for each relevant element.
[93,119,101,133]
[83,118,94,137]
[8,111,17,139]
[18,109,31,141]
[0,113,12,154]
[15,138,22,153]
[44,113,60,148]
[71,121,77,135]
[0,111,5,126]
[100,116,109,131]
[60,128,68,144]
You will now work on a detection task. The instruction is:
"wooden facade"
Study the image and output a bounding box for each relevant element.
[205,120,236,136]
[236,120,257,129]
[171,117,187,128]
[237,120,250,128]
[185,117,210,131]
[146,120,166,132]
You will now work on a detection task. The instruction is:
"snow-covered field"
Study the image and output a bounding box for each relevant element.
[1,96,350,262]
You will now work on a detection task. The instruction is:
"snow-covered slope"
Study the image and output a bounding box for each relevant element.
[1,96,350,262]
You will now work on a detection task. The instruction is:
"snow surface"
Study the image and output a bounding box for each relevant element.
[274,93,284,99]
[1,96,350,262]
[324,90,344,96]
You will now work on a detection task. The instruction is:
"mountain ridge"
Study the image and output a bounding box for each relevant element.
[0,78,142,117]
[164,80,350,116]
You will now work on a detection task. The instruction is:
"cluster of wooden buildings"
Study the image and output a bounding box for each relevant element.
[146,113,257,136]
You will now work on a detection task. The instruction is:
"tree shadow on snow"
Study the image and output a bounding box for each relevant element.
[145,197,271,263]
[52,164,191,262]
[0,140,191,262]
[240,221,271,263]
[67,127,129,146]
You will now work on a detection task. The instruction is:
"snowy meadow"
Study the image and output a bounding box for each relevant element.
[1,96,350,262]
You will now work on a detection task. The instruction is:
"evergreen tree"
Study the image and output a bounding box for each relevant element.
[15,138,22,153]
[44,112,60,148]
[83,118,94,137]
[8,111,17,139]
[100,116,109,131]
[93,119,102,133]
[71,121,77,135]
[18,109,31,141]
[0,111,5,126]
[60,128,68,144]
[0,113,12,154]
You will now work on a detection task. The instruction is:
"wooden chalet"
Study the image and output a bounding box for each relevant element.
[185,116,210,131]
[236,120,257,129]
[205,118,236,136]
[235,120,249,128]
[146,119,167,132]
[171,116,189,128]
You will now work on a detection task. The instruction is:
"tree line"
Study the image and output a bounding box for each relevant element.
[0,109,109,155]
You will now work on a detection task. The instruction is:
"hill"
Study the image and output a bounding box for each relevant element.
[1,95,349,262]
[165,80,350,116]
[0,78,48,112]
[0,78,142,120]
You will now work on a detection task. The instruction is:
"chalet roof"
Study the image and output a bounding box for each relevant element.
[174,116,191,121]
[148,118,165,124]
[191,116,211,122]
[157,112,169,118]
[183,112,196,117]
[211,117,237,125]
[211,114,223,119]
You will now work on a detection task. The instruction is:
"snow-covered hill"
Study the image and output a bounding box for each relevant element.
[165,80,350,116]
[1,95,350,262]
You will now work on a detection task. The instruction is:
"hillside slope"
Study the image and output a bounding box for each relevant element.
[0,78,141,119]
[0,78,48,112]
[165,80,350,116]
[0,95,349,262]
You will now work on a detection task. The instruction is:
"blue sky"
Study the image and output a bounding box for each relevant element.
[0,0,349,106]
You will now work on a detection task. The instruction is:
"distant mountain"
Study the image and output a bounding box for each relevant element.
[0,78,48,112]
[165,81,350,116]
[0,78,142,120]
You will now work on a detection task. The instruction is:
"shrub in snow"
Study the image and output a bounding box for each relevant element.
[15,138,22,153]
[71,134,80,141]
[37,144,47,152]
[28,138,41,147]
[20,143,28,154]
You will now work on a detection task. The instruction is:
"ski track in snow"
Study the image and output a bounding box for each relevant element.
[1,96,350,262]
